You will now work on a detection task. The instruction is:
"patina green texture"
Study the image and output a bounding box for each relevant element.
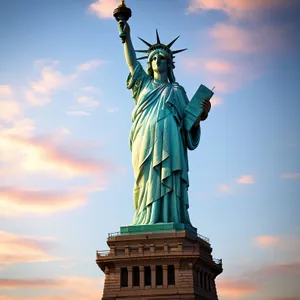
[116,10,212,228]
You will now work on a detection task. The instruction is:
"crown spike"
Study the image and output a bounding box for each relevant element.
[137,56,149,60]
[135,50,149,53]
[172,48,187,54]
[138,37,152,47]
[167,36,180,48]
[156,30,161,44]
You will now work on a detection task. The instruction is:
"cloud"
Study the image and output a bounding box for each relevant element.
[0,85,13,96]
[25,59,104,107]
[218,184,230,192]
[281,173,300,179]
[0,187,95,216]
[89,0,119,19]
[211,96,222,107]
[204,60,235,73]
[24,90,51,106]
[236,175,255,184]
[254,236,280,248]
[0,276,103,300]
[77,96,100,108]
[209,23,296,54]
[0,231,60,264]
[0,101,22,121]
[187,0,291,17]
[67,110,90,116]
[209,23,258,53]
[30,66,68,95]
[107,107,119,113]
[252,262,300,278]
[0,118,35,138]
[78,60,104,72]
[216,278,259,298]
[0,134,107,179]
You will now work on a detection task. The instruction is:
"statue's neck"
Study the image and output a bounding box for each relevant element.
[153,70,168,83]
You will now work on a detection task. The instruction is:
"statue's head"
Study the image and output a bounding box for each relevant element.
[135,30,187,83]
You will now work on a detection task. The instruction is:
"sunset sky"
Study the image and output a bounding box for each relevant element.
[0,0,299,299]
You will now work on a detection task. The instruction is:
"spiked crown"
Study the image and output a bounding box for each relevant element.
[135,30,187,62]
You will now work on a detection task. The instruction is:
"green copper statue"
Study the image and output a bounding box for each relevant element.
[116,9,212,227]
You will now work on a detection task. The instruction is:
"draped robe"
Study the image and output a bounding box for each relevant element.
[127,62,200,225]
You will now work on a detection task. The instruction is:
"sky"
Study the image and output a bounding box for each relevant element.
[0,0,299,299]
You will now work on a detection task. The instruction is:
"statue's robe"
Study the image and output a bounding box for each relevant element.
[127,62,200,225]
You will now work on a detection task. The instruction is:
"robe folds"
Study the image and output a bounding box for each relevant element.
[127,62,200,225]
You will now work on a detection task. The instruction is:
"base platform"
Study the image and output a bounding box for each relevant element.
[96,229,222,300]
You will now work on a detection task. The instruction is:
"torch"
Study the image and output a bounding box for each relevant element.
[113,0,132,43]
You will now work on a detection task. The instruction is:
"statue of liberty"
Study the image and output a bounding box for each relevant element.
[116,11,212,227]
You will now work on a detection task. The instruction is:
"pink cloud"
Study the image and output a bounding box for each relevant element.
[187,0,290,17]
[254,236,280,248]
[0,85,13,96]
[281,173,300,179]
[204,60,235,73]
[0,231,60,264]
[0,101,22,122]
[218,184,230,192]
[89,0,119,19]
[0,187,93,216]
[252,262,300,277]
[216,278,259,298]
[0,134,107,179]
[237,175,255,184]
[210,96,223,107]
[209,23,296,54]
[0,276,103,300]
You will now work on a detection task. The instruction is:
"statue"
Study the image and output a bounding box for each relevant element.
[114,1,213,227]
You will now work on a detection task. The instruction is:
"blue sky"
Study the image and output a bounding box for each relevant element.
[0,0,299,299]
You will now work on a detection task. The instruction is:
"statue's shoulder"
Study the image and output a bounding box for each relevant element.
[172,82,187,94]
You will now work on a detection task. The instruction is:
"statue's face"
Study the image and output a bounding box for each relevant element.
[151,52,168,74]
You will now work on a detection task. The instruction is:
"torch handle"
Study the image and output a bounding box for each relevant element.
[118,20,127,43]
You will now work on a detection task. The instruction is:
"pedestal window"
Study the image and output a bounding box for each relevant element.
[120,267,128,287]
[144,266,151,286]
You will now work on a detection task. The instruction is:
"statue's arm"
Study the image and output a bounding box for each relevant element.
[122,22,137,74]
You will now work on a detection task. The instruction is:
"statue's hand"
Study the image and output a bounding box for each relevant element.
[200,98,211,120]
[119,20,130,36]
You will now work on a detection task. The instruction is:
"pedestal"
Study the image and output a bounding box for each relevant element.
[96,228,223,300]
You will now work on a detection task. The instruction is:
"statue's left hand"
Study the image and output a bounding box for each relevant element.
[200,98,211,120]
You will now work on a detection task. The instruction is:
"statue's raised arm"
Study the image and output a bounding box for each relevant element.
[122,22,137,74]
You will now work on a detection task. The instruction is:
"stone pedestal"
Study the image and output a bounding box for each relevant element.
[96,229,222,300]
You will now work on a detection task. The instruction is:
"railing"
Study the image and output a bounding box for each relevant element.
[96,250,110,257]
[197,234,210,244]
[108,231,120,238]
[213,258,222,265]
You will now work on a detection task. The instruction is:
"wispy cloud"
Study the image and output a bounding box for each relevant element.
[216,278,259,298]
[106,107,119,113]
[0,187,96,216]
[0,276,103,300]
[0,85,13,96]
[77,96,100,108]
[77,60,105,72]
[0,134,107,179]
[89,0,119,19]
[67,110,90,116]
[237,175,255,184]
[24,59,104,107]
[0,101,22,122]
[187,0,292,17]
[281,173,300,179]
[254,236,280,248]
[218,184,230,192]
[0,231,60,264]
